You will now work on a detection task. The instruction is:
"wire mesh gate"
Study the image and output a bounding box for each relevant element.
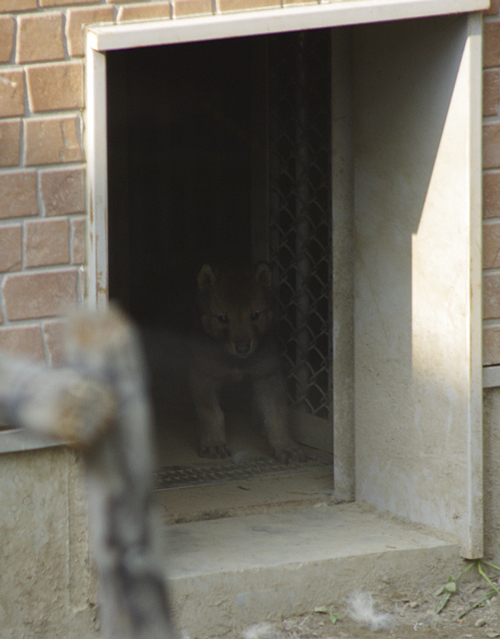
[268,30,333,423]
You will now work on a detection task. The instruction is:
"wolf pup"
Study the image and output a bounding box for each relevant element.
[189,262,305,464]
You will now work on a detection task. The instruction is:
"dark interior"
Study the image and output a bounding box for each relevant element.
[106,31,333,478]
[107,37,260,333]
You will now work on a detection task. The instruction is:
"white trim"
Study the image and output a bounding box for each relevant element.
[87,0,488,53]
[83,2,485,556]
[466,12,484,559]
[331,28,355,503]
[351,12,484,559]
[85,46,108,310]
[0,429,60,453]
[84,0,489,310]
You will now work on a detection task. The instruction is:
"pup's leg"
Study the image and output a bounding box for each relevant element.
[253,373,306,463]
[189,372,231,459]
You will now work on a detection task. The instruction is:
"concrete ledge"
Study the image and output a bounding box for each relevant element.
[166,503,461,637]
[483,365,500,388]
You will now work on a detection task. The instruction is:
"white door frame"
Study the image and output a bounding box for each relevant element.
[85,0,485,558]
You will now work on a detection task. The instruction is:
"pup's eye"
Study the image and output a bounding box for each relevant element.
[251,311,261,321]
[217,315,229,324]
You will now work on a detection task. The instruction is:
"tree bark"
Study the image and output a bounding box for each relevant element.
[0,307,178,639]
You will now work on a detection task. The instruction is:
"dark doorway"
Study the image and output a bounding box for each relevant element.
[106,31,333,512]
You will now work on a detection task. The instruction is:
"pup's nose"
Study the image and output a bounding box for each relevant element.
[236,341,251,355]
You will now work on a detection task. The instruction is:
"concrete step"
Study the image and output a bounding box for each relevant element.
[165,502,461,637]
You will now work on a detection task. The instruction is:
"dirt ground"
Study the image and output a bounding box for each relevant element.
[218,576,500,639]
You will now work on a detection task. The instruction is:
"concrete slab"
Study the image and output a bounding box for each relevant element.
[165,503,462,637]
[156,463,333,524]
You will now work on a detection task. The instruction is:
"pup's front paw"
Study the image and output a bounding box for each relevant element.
[199,441,232,459]
[273,444,307,464]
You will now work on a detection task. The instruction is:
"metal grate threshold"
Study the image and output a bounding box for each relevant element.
[154,450,332,491]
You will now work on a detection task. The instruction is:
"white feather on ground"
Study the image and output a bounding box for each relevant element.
[241,622,279,639]
[347,592,396,631]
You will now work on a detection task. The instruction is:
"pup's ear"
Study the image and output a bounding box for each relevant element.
[198,264,216,290]
[255,262,272,288]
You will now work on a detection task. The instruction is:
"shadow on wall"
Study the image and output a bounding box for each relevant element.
[353,15,478,545]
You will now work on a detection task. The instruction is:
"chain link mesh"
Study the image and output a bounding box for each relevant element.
[268,30,332,420]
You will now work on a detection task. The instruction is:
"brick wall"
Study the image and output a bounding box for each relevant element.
[0,0,188,366]
[0,0,92,365]
[484,0,500,365]
[0,0,308,367]
[0,0,498,366]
